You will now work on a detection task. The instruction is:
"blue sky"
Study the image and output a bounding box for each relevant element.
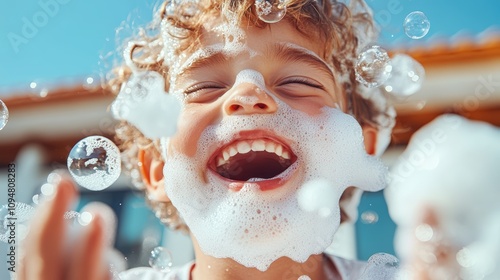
[1,0,499,94]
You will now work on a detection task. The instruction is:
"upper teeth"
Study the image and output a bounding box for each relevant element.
[216,139,291,167]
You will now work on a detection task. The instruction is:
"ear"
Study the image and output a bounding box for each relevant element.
[362,125,377,156]
[138,148,170,202]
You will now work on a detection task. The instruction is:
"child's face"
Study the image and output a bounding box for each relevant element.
[156,16,387,270]
[168,19,343,160]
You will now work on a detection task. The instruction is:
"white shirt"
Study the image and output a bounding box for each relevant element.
[118,253,394,280]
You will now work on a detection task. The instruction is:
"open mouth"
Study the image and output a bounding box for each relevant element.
[211,137,296,182]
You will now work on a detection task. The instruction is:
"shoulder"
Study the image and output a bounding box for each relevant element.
[119,261,194,280]
[325,254,366,280]
[324,253,400,280]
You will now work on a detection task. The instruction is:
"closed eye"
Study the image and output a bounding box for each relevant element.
[184,82,226,103]
[277,77,325,90]
[184,82,226,94]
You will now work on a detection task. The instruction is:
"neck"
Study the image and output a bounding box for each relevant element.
[190,237,329,280]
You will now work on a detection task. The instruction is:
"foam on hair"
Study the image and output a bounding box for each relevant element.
[111,71,182,139]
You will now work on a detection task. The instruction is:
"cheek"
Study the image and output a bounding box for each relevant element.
[283,97,337,116]
[169,105,218,157]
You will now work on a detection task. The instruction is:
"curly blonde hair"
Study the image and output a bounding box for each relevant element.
[110,0,391,232]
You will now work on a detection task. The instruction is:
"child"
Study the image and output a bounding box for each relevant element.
[19,0,397,279]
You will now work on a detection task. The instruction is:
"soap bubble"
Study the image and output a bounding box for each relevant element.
[149,246,173,273]
[404,11,430,39]
[0,99,9,130]
[0,203,35,243]
[355,45,392,88]
[383,54,425,97]
[297,179,336,218]
[415,223,434,242]
[32,194,40,205]
[361,210,379,224]
[67,136,121,191]
[64,210,81,225]
[359,253,400,280]
[0,205,9,236]
[255,0,287,23]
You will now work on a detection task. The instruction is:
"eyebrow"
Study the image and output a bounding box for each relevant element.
[177,50,228,76]
[270,43,337,85]
[177,43,337,85]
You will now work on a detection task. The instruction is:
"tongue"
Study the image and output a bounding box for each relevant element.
[216,151,291,181]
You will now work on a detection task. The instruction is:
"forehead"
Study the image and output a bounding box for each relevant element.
[176,18,334,77]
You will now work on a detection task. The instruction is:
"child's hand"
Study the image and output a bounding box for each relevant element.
[18,176,110,280]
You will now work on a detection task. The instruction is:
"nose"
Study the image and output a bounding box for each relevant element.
[224,83,277,115]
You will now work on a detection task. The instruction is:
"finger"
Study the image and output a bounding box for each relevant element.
[68,214,107,280]
[98,266,112,280]
[24,176,77,280]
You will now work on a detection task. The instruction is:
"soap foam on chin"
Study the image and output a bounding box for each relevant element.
[162,84,387,270]
[386,114,500,265]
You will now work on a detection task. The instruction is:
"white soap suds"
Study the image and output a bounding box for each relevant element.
[386,114,500,270]
[234,69,267,90]
[111,71,181,139]
[297,179,337,217]
[162,98,387,271]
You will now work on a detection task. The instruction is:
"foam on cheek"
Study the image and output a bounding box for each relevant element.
[163,96,387,271]
[386,114,500,262]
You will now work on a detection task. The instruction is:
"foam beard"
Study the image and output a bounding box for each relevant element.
[161,97,387,271]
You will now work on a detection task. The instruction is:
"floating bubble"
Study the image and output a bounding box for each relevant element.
[32,194,40,205]
[78,211,94,226]
[67,136,121,191]
[383,54,425,97]
[0,203,35,243]
[41,182,56,196]
[298,276,311,280]
[297,179,336,218]
[361,210,379,224]
[255,0,287,24]
[83,74,104,90]
[415,223,434,242]
[0,205,9,236]
[64,210,81,224]
[0,99,9,130]
[404,11,430,39]
[39,88,49,98]
[355,45,392,88]
[359,253,400,280]
[456,247,477,268]
[149,246,173,273]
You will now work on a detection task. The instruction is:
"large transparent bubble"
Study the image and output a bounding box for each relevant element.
[0,99,9,130]
[383,54,425,97]
[355,45,392,88]
[255,0,287,23]
[149,246,173,273]
[67,136,121,191]
[0,203,35,243]
[404,11,431,40]
[359,253,400,280]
